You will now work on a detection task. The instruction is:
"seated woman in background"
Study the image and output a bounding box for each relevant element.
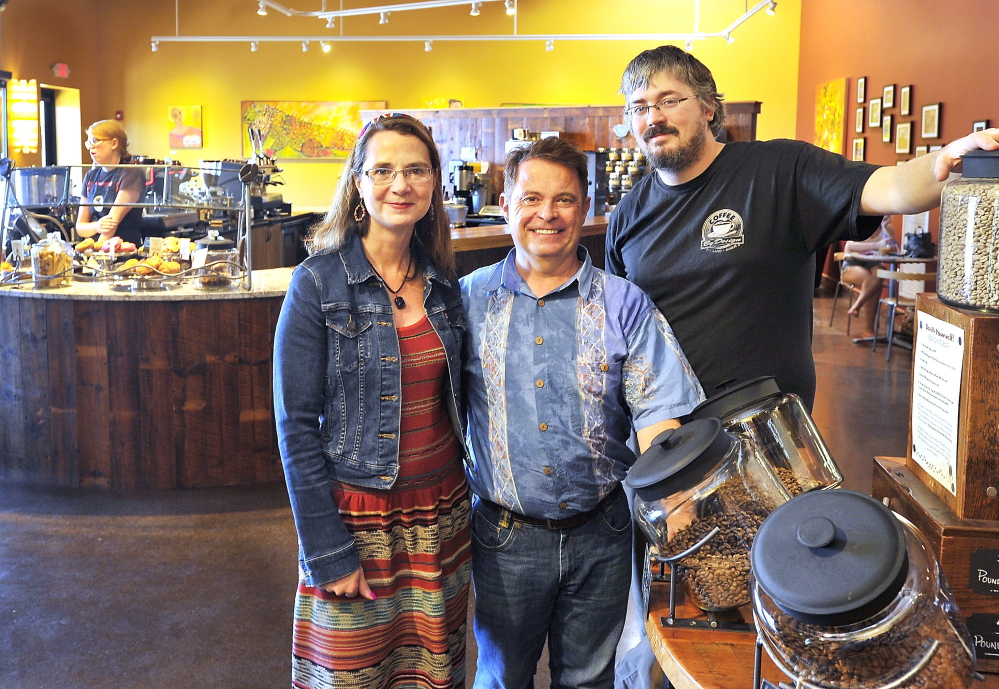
[841,215,898,339]
[76,120,144,247]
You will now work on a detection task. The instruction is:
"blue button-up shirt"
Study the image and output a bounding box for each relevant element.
[460,248,704,520]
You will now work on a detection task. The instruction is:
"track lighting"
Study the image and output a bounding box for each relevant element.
[725,33,735,44]
[257,1,267,15]
[505,0,515,15]
[545,39,554,51]
[379,11,389,24]
[251,40,259,51]
[320,40,331,53]
[685,40,693,51]
[766,1,777,16]
[151,40,159,52]
[470,2,481,16]
[325,16,334,28]
[425,40,433,51]
[301,40,309,51]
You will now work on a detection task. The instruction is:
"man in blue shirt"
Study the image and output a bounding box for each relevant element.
[461,137,703,689]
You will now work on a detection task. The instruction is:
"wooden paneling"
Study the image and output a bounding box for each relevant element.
[0,294,284,490]
[362,103,761,190]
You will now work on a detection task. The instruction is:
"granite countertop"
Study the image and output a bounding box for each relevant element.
[0,267,294,301]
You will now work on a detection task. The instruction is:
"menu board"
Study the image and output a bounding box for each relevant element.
[910,312,965,495]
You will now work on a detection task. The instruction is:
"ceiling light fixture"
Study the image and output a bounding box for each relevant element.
[151,40,159,52]
[766,1,777,15]
[257,1,268,15]
[685,40,693,51]
[470,2,481,16]
[155,0,774,50]
[301,40,309,51]
[251,40,259,51]
[425,39,433,51]
[321,40,331,52]
[545,39,553,51]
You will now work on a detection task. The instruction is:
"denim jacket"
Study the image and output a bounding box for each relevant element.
[273,232,466,586]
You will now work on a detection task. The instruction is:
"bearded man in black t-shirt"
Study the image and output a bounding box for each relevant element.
[606,45,999,409]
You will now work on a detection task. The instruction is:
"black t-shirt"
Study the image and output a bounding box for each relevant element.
[82,164,145,245]
[606,139,880,409]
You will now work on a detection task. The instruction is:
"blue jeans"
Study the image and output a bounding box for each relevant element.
[470,488,633,689]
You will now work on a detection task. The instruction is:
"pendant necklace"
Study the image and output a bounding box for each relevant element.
[370,252,414,309]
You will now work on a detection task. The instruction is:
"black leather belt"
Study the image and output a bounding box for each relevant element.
[478,484,622,530]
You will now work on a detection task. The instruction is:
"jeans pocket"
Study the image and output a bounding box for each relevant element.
[471,504,518,551]
[596,492,632,535]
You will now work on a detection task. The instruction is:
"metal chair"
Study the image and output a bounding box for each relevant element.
[828,252,857,334]
[872,268,937,360]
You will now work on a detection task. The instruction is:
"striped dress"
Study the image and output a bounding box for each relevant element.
[292,315,472,689]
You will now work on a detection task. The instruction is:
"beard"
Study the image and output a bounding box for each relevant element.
[642,123,708,174]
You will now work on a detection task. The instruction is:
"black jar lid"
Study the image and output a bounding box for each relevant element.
[625,418,734,501]
[685,376,782,423]
[961,150,999,178]
[751,489,908,626]
[196,233,234,250]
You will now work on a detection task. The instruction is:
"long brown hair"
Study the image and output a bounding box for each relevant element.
[308,114,454,277]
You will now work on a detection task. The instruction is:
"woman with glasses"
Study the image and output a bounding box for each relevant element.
[273,113,470,689]
[77,120,144,247]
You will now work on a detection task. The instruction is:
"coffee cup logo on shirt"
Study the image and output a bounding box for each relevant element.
[91,194,106,214]
[701,210,745,252]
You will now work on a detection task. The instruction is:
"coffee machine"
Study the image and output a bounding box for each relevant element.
[449,162,475,213]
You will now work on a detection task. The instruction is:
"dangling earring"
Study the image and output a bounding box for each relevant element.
[353,200,367,222]
[427,204,435,222]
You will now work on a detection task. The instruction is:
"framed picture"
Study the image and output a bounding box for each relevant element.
[929,145,942,152]
[974,119,990,132]
[857,77,867,104]
[915,145,928,157]
[855,107,865,133]
[896,121,912,154]
[869,98,882,127]
[882,114,893,142]
[883,84,895,109]
[852,137,865,162]
[921,103,941,139]
[900,85,911,116]
[169,105,203,149]
[240,99,388,159]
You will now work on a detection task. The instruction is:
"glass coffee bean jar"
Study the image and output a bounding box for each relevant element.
[938,150,999,312]
[751,490,976,689]
[193,230,239,290]
[685,377,843,496]
[626,418,791,611]
[31,235,74,289]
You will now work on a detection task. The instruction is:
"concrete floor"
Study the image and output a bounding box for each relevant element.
[0,292,913,688]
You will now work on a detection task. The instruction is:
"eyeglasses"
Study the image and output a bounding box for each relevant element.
[362,166,434,185]
[85,138,111,147]
[515,194,580,210]
[625,96,696,119]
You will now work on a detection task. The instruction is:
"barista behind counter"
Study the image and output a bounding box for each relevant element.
[76,120,144,246]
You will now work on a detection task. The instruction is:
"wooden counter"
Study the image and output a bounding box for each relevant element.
[0,270,292,490]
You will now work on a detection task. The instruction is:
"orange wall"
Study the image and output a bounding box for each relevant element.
[797,0,998,165]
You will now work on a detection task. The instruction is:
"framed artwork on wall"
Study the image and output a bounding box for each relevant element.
[896,121,912,154]
[857,77,867,103]
[169,105,203,149]
[915,145,929,157]
[869,98,882,127]
[882,114,893,142]
[240,99,388,159]
[852,137,865,162]
[814,77,847,154]
[856,107,865,133]
[883,84,895,109]
[974,120,990,132]
[900,86,912,116]
[921,103,941,139]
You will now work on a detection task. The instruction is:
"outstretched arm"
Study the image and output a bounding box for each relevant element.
[860,128,999,215]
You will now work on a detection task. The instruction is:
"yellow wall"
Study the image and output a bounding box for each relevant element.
[3,0,801,210]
